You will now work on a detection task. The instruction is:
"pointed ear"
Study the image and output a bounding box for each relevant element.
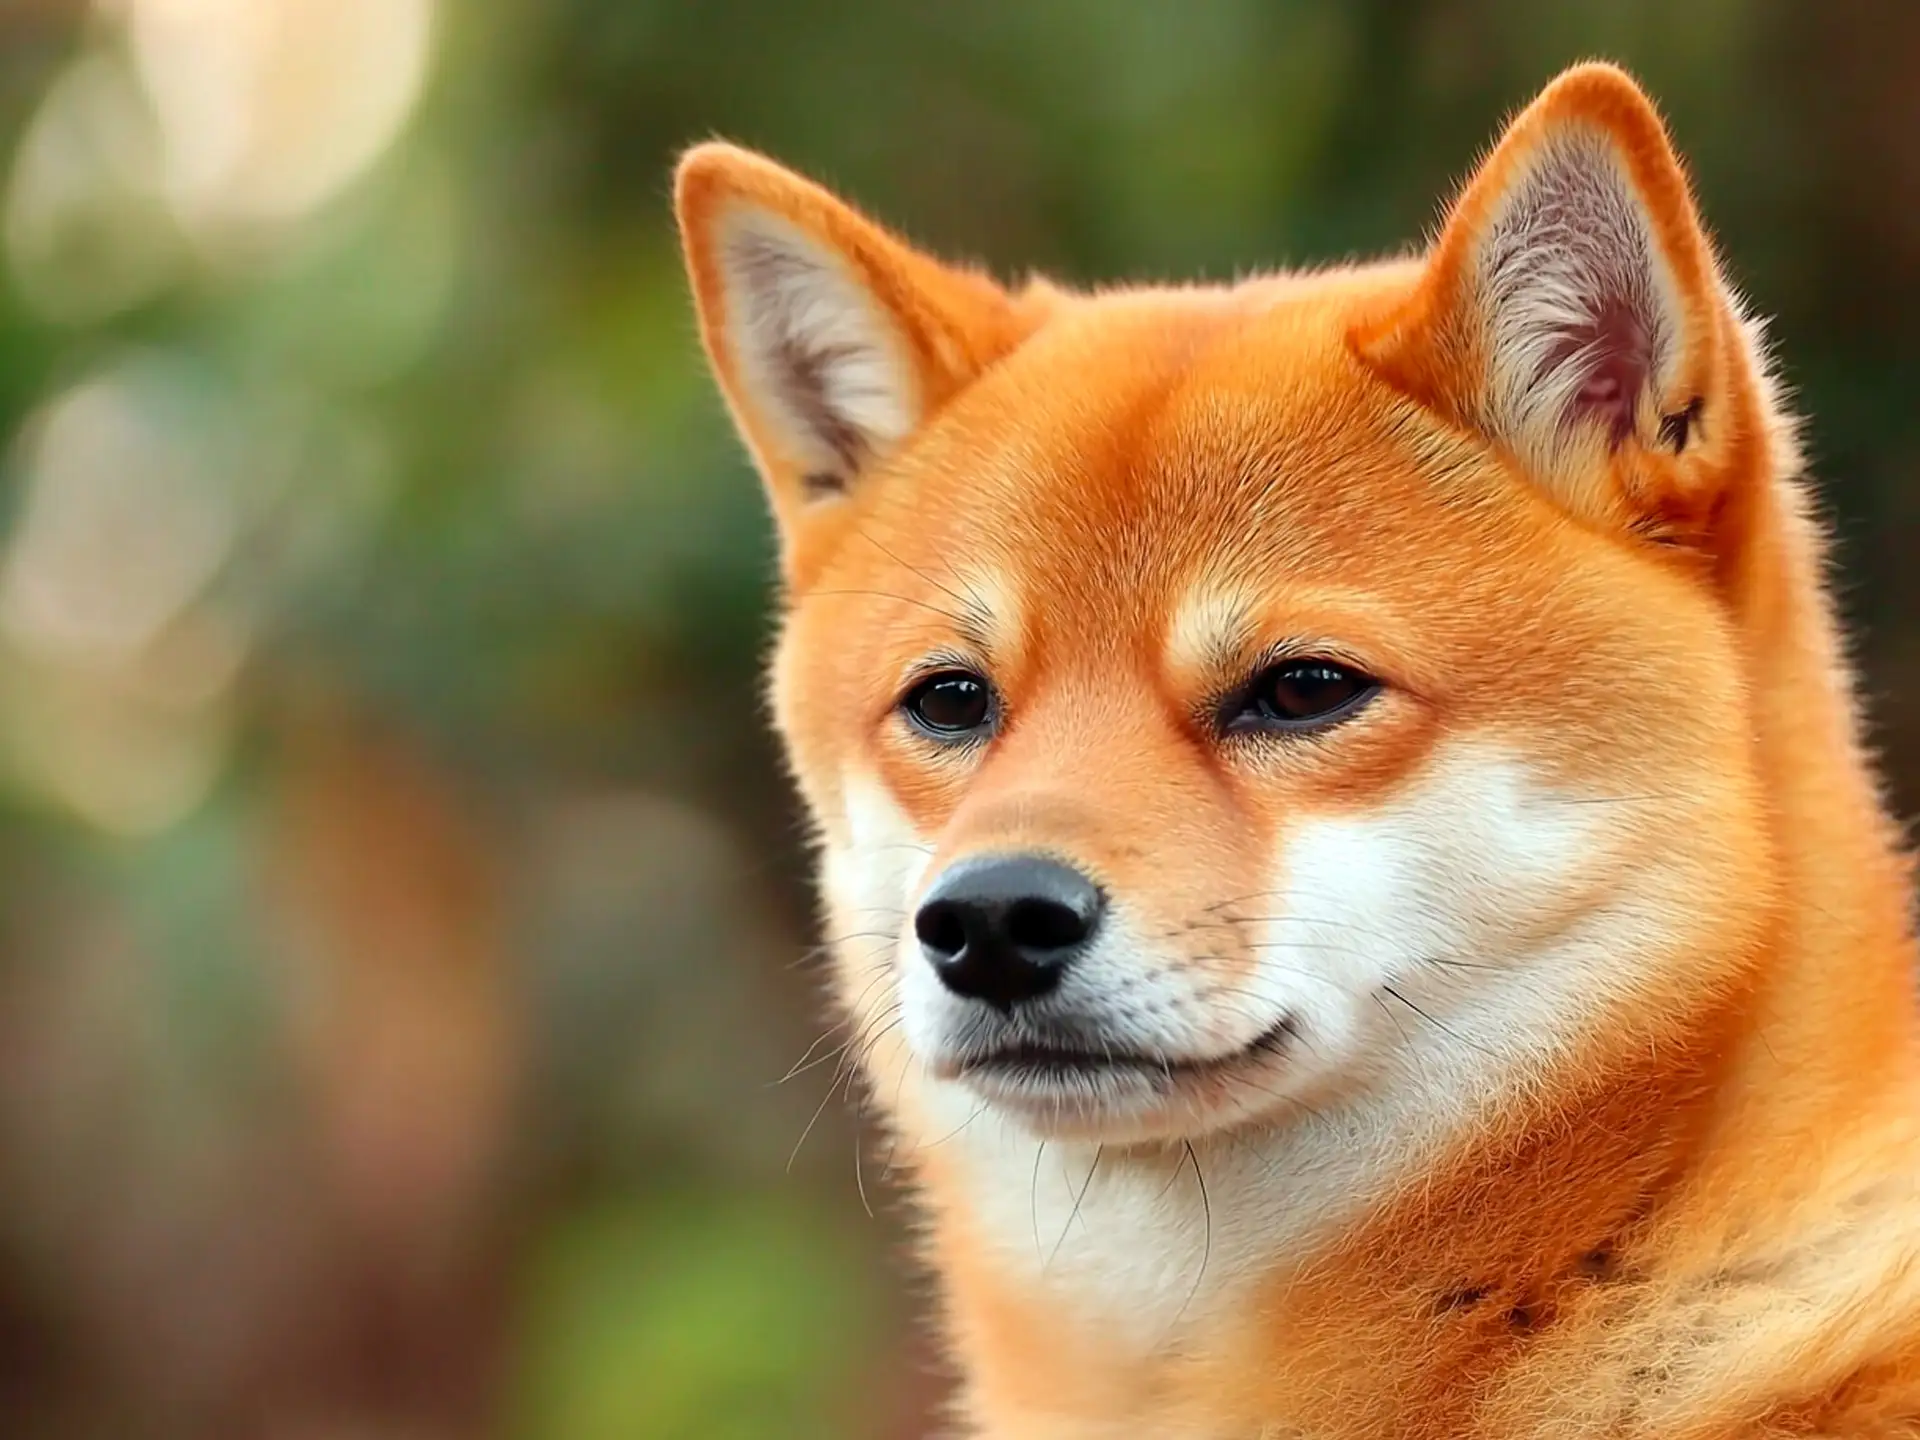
[1353,64,1747,539]
[674,143,1033,564]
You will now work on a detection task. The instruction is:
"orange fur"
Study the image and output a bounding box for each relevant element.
[676,64,1920,1438]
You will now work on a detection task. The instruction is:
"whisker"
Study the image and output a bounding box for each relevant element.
[1382,985,1503,1060]
[851,526,991,621]
[1031,1141,1048,1264]
[1537,792,1676,807]
[843,964,902,1020]
[1173,1140,1213,1329]
[809,588,976,629]
[1234,940,1504,976]
[789,1009,901,1172]
[1418,954,1502,974]
[1046,1145,1105,1268]
[776,1030,852,1085]
[919,1099,989,1149]
[1198,949,1356,980]
[854,1112,876,1220]
[1152,1149,1191,1204]
[785,929,898,971]
[1200,911,1440,951]
[876,1048,926,1177]
[1373,990,1415,1048]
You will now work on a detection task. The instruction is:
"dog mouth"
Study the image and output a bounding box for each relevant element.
[941,1016,1298,1094]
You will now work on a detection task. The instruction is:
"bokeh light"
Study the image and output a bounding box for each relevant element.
[122,0,436,237]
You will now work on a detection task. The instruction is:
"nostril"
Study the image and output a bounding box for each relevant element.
[1004,897,1091,952]
[915,901,969,961]
[914,854,1104,1010]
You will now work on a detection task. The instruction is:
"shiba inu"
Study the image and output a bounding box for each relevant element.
[673,62,1920,1438]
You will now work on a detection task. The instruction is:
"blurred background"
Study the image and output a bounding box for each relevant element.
[0,2,1915,1436]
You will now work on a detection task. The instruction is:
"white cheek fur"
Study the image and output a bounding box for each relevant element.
[819,778,929,1024]
[1248,747,1621,1098]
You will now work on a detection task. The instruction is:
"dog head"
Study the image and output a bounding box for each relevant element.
[676,64,1779,1146]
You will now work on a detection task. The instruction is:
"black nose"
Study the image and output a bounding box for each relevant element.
[914,854,1105,1012]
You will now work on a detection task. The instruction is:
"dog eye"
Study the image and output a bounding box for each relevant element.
[1227,659,1378,734]
[903,671,995,739]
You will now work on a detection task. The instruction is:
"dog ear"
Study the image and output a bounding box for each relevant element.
[1353,63,1752,543]
[675,144,1034,569]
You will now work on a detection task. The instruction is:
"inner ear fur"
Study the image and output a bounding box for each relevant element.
[674,143,1039,564]
[1352,63,1752,542]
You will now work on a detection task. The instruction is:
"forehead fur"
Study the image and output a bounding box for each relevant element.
[843,277,1500,599]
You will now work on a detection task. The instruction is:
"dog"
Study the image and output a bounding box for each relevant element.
[674,62,1920,1438]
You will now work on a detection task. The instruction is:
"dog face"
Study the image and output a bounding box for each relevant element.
[677,66,1777,1146]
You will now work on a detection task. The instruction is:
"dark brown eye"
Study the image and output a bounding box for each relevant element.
[1229,659,1377,733]
[903,671,994,739]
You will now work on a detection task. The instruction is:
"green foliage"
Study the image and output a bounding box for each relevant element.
[512,1192,881,1440]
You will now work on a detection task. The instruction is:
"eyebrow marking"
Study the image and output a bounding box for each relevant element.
[847,527,1012,654]
[1166,581,1260,676]
[952,566,1018,657]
